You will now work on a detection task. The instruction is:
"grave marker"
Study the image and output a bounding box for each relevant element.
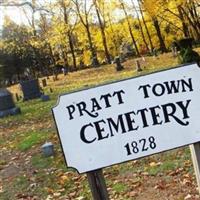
[0,89,21,118]
[115,57,124,71]
[42,79,47,87]
[136,60,142,72]
[20,79,42,101]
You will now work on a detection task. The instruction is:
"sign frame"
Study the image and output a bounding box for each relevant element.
[52,62,200,174]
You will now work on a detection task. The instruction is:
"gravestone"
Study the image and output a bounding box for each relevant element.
[91,56,99,67]
[0,88,21,118]
[172,46,178,57]
[119,55,126,63]
[80,60,84,68]
[136,60,143,72]
[52,75,58,81]
[62,68,67,76]
[20,79,42,101]
[115,57,124,71]
[153,48,158,57]
[41,142,54,157]
[15,93,19,102]
[42,79,47,87]
[41,94,50,102]
[120,43,135,58]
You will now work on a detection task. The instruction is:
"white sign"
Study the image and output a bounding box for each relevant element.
[52,63,200,173]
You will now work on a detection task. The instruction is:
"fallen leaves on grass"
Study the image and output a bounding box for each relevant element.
[149,162,162,167]
[154,180,167,190]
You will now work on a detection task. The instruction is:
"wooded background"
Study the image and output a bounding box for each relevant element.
[0,0,199,85]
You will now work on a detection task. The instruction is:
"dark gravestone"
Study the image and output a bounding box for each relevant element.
[15,93,20,102]
[20,79,42,101]
[41,142,54,157]
[115,57,124,71]
[42,79,47,87]
[52,75,58,81]
[136,60,143,72]
[41,94,50,102]
[91,56,100,67]
[153,48,158,57]
[0,89,21,118]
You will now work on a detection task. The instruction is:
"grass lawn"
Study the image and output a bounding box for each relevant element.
[0,52,200,200]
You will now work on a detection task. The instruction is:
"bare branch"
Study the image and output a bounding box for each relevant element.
[157,14,184,32]
[22,7,32,27]
[0,1,33,9]
[0,0,50,13]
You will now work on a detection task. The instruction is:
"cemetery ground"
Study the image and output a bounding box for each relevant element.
[1,51,200,200]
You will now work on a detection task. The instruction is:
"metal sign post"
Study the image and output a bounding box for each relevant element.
[87,169,109,200]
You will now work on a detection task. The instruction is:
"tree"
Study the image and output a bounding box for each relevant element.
[0,17,34,82]
[93,0,111,64]
[176,1,200,40]
[137,0,154,52]
[118,0,140,56]
[131,0,149,53]
[0,0,52,75]
[72,0,99,66]
[142,0,200,43]
[59,0,77,70]
[38,13,56,69]
[142,0,167,52]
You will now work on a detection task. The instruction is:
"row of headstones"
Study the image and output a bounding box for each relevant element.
[0,46,181,118]
[0,58,143,118]
[0,79,50,118]
[114,57,143,72]
[0,47,176,118]
[57,38,196,76]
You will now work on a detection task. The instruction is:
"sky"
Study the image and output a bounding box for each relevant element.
[0,0,136,29]
[0,0,47,28]
[0,6,30,28]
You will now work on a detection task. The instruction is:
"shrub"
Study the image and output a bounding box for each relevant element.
[179,47,200,65]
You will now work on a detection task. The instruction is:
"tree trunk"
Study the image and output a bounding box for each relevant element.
[121,1,140,56]
[86,24,99,66]
[191,1,200,29]
[94,0,111,64]
[152,17,167,53]
[73,0,99,66]
[61,47,69,71]
[62,2,77,70]
[138,1,154,53]
[186,3,200,40]
[128,24,140,56]
[180,6,200,40]
[47,43,56,66]
[177,6,190,38]
[132,0,149,52]
[68,32,77,70]
[108,14,119,56]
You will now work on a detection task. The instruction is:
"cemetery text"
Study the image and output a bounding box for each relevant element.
[53,63,200,173]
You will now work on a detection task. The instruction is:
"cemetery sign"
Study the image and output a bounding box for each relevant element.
[52,63,200,173]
